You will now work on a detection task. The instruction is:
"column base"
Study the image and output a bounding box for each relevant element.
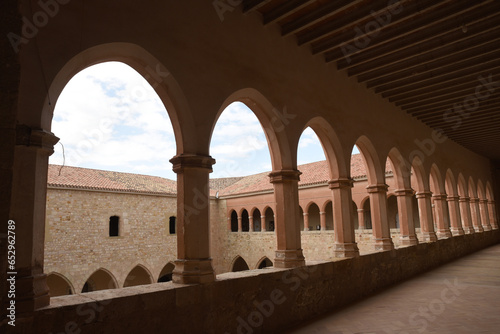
[332,242,359,258]
[450,227,465,236]
[436,229,452,239]
[492,224,499,230]
[172,259,215,284]
[420,232,437,242]
[373,238,394,251]
[482,225,492,231]
[16,273,50,315]
[274,249,305,268]
[474,226,484,233]
[399,235,419,246]
[463,226,475,234]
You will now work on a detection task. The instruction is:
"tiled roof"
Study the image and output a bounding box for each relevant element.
[47,154,392,196]
[47,165,177,195]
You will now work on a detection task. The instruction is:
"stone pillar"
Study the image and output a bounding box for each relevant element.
[227,217,231,231]
[459,196,475,234]
[170,154,216,284]
[469,197,484,232]
[394,189,418,246]
[237,216,242,232]
[432,194,452,239]
[11,127,59,314]
[319,211,326,230]
[488,200,499,229]
[357,209,365,229]
[366,184,394,251]
[479,199,492,231]
[447,196,465,236]
[303,213,309,231]
[249,216,254,232]
[415,191,438,242]
[261,215,266,232]
[329,178,359,257]
[269,170,305,268]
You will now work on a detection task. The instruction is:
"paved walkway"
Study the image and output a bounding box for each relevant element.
[284,244,500,334]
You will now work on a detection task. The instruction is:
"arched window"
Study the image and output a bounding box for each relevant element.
[169,216,176,234]
[109,216,119,237]
[257,257,273,269]
[230,210,238,232]
[232,256,250,272]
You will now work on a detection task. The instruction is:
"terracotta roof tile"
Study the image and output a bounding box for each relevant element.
[47,165,177,195]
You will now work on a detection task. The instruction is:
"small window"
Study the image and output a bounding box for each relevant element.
[109,216,119,237]
[169,216,176,234]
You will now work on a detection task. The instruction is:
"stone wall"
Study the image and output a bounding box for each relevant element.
[25,230,500,334]
[44,188,178,292]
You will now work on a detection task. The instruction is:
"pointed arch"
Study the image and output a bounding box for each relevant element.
[457,173,468,197]
[231,256,250,272]
[123,264,154,288]
[387,147,412,190]
[158,262,175,283]
[46,272,74,297]
[411,156,430,192]
[230,210,238,232]
[477,179,487,200]
[486,181,495,201]
[445,169,458,196]
[468,177,478,198]
[82,268,118,293]
[429,164,445,195]
[256,257,273,269]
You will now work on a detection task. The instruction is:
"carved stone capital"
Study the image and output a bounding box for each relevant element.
[328,178,353,189]
[415,191,432,199]
[170,154,215,174]
[394,188,415,197]
[366,184,389,194]
[268,169,301,183]
[16,125,59,155]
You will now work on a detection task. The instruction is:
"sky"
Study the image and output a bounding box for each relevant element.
[50,62,358,180]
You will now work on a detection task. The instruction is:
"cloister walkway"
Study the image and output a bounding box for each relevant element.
[284,243,500,334]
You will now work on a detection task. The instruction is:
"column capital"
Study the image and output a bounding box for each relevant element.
[357,209,364,213]
[394,188,415,197]
[268,169,301,183]
[432,194,447,201]
[415,191,432,199]
[328,178,354,189]
[480,199,488,204]
[319,211,325,215]
[16,125,59,154]
[302,212,309,216]
[170,154,215,173]
[470,197,479,203]
[459,196,470,203]
[488,200,496,205]
[366,184,389,194]
[447,196,460,202]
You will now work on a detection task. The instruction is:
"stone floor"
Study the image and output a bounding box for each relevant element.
[283,243,500,334]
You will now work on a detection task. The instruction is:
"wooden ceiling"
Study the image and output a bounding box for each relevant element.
[243,0,500,162]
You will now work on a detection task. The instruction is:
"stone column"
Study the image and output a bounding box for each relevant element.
[447,196,465,236]
[329,178,359,257]
[432,194,452,239]
[261,215,266,232]
[170,154,216,284]
[459,196,475,234]
[469,197,484,232]
[479,199,492,231]
[269,170,305,268]
[394,189,418,246]
[366,184,394,251]
[227,217,231,231]
[319,211,326,230]
[357,209,365,229]
[415,191,438,242]
[11,127,59,314]
[488,200,499,229]
[303,213,309,231]
[237,216,242,232]
[249,216,254,232]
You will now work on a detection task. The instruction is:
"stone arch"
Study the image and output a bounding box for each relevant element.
[477,179,492,231]
[486,181,495,201]
[43,42,187,152]
[323,201,334,230]
[46,272,74,297]
[387,147,412,190]
[123,264,154,288]
[429,164,446,195]
[429,163,451,238]
[230,210,238,232]
[457,173,468,197]
[387,195,399,229]
[477,179,487,200]
[353,136,385,185]
[240,209,250,232]
[468,177,478,198]
[211,88,293,170]
[468,177,483,232]
[445,169,459,196]
[362,198,372,229]
[411,156,430,192]
[352,201,359,229]
[264,207,275,231]
[158,262,175,283]
[445,169,464,236]
[252,208,262,232]
[82,268,118,293]
[231,256,250,272]
[307,202,321,231]
[300,117,348,179]
[256,257,273,269]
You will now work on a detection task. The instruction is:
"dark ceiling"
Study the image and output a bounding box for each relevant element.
[243,0,500,162]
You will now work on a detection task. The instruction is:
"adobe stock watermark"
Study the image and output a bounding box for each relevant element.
[383,277,467,334]
[213,0,242,22]
[340,0,404,64]
[225,265,317,334]
[7,0,71,54]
